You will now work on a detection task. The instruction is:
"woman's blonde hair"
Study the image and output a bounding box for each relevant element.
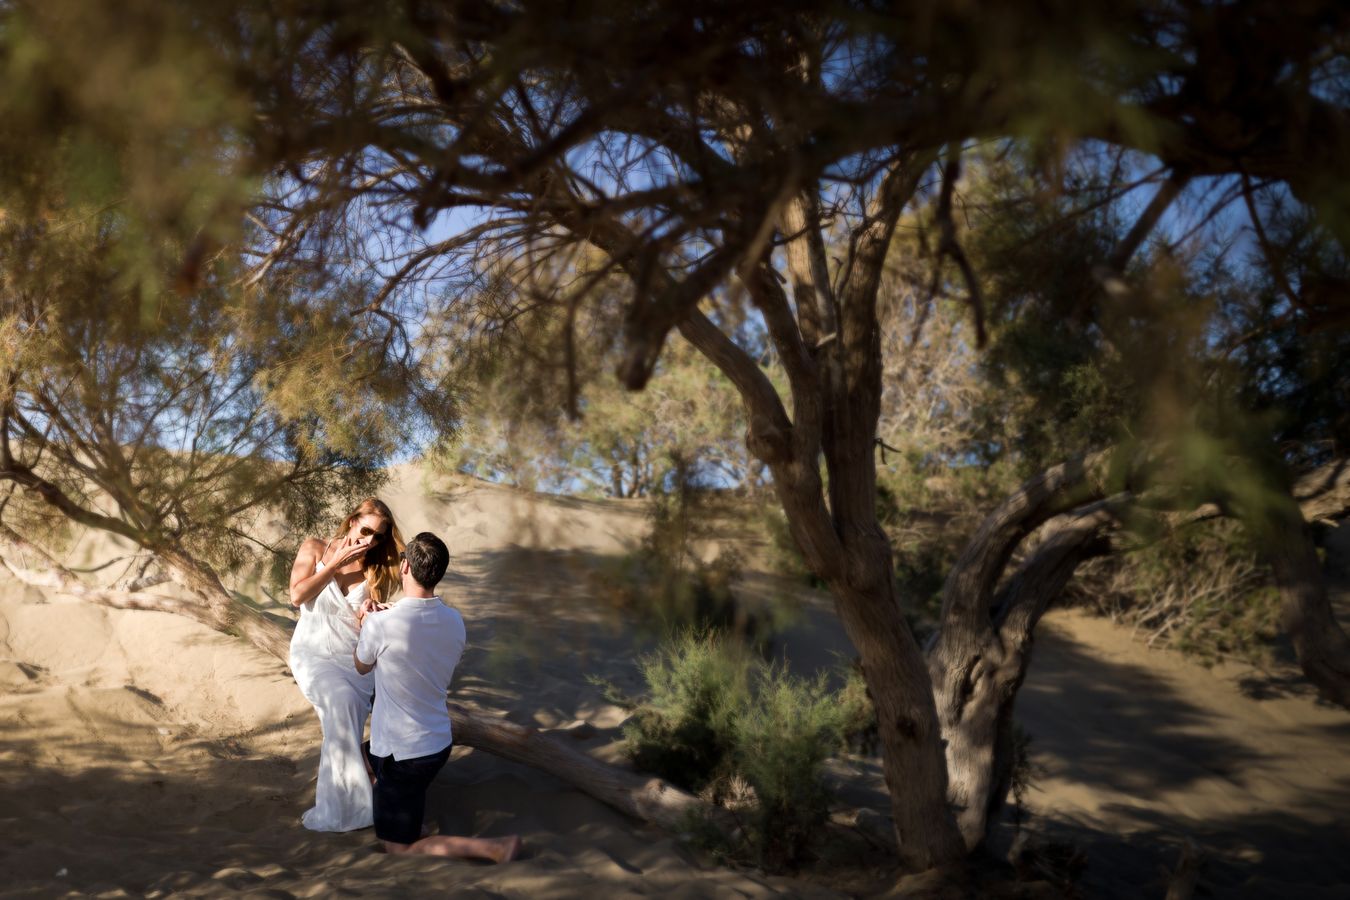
[333,497,405,604]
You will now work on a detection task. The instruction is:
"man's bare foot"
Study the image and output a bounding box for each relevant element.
[493,835,522,863]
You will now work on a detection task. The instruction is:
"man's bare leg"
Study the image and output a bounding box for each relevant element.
[361,740,376,785]
[383,834,521,862]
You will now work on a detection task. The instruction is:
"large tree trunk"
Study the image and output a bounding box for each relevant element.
[763,441,966,869]
[932,505,1115,848]
[930,454,1350,851]
[831,573,969,870]
[1275,551,1350,709]
[1233,485,1350,708]
[758,433,966,869]
[927,453,1124,849]
[807,155,967,872]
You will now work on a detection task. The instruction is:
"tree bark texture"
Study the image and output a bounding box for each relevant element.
[1231,483,1350,709]
[759,158,967,871]
[927,453,1124,848]
[930,453,1350,850]
[932,505,1116,848]
[830,575,969,869]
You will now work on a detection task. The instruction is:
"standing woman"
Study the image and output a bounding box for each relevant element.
[288,498,405,832]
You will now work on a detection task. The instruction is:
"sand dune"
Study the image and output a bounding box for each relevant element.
[2,467,1348,897]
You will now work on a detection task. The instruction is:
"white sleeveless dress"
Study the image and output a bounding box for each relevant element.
[289,556,376,832]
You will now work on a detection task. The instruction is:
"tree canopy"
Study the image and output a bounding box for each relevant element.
[1,0,1347,876]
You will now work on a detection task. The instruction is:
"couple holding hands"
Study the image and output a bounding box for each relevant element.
[286,498,520,862]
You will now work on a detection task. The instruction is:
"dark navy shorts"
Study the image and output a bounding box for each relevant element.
[367,741,452,844]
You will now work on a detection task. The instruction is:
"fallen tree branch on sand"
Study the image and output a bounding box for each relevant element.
[0,526,225,631]
[0,526,734,840]
[449,702,738,835]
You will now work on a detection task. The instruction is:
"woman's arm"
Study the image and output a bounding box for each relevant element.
[288,534,377,608]
[288,538,335,608]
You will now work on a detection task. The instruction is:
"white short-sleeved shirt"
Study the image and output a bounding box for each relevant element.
[355,596,466,760]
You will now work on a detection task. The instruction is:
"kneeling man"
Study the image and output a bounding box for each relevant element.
[355,531,521,861]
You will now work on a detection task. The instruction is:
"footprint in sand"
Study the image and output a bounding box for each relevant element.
[62,685,179,761]
[0,659,46,692]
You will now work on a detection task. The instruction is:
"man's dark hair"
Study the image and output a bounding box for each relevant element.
[404,532,450,590]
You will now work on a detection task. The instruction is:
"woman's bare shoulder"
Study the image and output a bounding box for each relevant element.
[296,537,328,559]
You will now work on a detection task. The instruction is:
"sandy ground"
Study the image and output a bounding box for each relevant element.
[1,466,1348,898]
[1007,523,1350,899]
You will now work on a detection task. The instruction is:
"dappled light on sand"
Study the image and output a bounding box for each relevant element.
[2,2,1348,895]
[2,465,1348,897]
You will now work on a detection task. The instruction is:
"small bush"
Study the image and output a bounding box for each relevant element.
[730,665,872,868]
[592,546,756,639]
[892,536,954,633]
[622,632,749,792]
[1084,520,1281,665]
[835,660,880,755]
[616,632,874,871]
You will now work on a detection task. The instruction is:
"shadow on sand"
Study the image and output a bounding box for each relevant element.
[1008,627,1350,897]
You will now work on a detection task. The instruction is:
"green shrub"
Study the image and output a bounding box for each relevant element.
[592,545,755,639]
[615,632,875,871]
[730,664,872,869]
[892,536,953,630]
[759,504,823,588]
[1086,520,1281,665]
[622,631,749,792]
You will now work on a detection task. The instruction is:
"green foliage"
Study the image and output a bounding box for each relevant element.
[623,632,750,792]
[892,537,955,633]
[958,151,1145,471]
[0,189,412,571]
[729,664,873,869]
[1224,195,1350,466]
[594,520,757,641]
[1086,520,1282,666]
[435,284,759,498]
[0,2,450,591]
[874,463,1013,632]
[616,631,875,870]
[757,505,823,589]
[1172,586,1282,665]
[956,148,1347,488]
[586,466,793,644]
[0,1,255,299]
